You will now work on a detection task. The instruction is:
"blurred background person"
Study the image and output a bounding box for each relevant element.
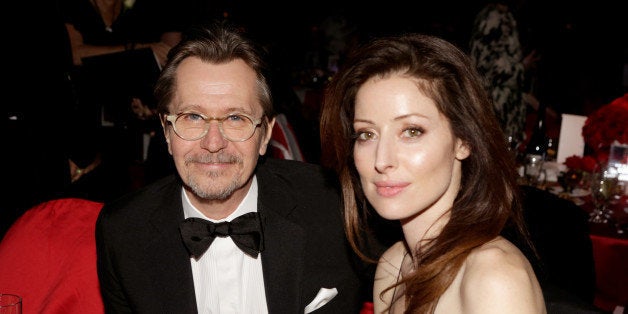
[469,0,542,147]
[61,0,200,67]
[128,90,175,186]
[58,0,203,201]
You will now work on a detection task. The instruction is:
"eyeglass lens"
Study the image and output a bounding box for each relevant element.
[173,113,257,141]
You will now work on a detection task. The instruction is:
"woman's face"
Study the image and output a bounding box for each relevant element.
[352,74,469,224]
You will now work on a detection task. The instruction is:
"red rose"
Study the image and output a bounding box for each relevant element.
[582,93,628,160]
[581,156,598,173]
[563,155,599,173]
[564,155,583,170]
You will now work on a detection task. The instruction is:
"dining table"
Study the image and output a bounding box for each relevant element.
[543,178,628,313]
[578,192,627,312]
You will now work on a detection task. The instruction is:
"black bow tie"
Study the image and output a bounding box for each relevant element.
[179,212,264,258]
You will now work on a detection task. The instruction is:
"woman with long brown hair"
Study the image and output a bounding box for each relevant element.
[320,33,545,313]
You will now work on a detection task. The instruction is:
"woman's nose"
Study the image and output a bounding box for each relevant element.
[374,136,396,173]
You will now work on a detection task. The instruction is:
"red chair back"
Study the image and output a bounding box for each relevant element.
[0,198,105,314]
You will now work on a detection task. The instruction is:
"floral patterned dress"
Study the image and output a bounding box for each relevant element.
[470,3,526,142]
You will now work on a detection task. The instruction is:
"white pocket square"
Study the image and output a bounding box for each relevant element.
[304,287,338,313]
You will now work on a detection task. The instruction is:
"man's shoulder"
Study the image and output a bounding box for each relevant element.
[258,157,336,183]
[257,158,341,195]
[100,175,179,218]
[256,157,341,212]
[259,156,319,170]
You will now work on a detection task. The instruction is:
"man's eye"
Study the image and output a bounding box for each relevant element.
[227,114,245,122]
[184,113,204,122]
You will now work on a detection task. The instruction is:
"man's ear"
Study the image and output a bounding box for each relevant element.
[259,116,276,156]
[160,115,173,155]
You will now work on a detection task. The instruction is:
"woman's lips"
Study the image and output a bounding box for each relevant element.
[374,182,409,197]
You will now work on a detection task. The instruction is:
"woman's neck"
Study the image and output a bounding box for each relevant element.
[92,0,121,30]
[401,209,450,252]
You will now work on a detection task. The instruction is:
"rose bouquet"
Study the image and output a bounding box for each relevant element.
[559,155,598,193]
[564,155,599,173]
[560,94,628,193]
[582,93,628,163]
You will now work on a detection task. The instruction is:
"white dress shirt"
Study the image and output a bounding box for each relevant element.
[182,176,268,314]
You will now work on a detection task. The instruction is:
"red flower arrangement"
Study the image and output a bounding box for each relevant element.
[560,94,628,191]
[564,155,599,173]
[581,93,628,163]
[560,155,598,192]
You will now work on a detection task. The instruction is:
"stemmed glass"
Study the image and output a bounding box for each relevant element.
[0,293,22,314]
[523,154,545,187]
[506,133,520,153]
[589,165,620,223]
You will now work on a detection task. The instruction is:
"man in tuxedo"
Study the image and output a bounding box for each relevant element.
[95,23,363,313]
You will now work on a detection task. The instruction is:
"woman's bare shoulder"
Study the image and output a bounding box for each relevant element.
[458,236,546,313]
[375,241,406,281]
[468,236,538,276]
[379,241,406,266]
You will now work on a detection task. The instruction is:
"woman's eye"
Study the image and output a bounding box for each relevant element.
[402,128,423,138]
[355,131,376,141]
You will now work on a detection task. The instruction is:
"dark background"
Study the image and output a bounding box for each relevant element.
[204,0,627,115]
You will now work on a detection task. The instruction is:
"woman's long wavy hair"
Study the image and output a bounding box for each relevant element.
[319,33,530,313]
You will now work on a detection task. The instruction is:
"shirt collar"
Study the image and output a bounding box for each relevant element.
[182,175,259,222]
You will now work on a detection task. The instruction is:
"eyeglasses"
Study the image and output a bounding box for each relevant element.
[165,112,262,142]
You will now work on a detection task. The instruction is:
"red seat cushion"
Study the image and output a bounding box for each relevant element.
[0,198,105,314]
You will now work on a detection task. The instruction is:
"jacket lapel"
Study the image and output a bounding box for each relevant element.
[143,180,198,313]
[257,165,307,313]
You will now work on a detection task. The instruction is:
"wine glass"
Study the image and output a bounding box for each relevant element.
[0,293,22,314]
[545,137,558,162]
[506,133,522,163]
[589,165,619,223]
[506,133,520,152]
[524,154,545,187]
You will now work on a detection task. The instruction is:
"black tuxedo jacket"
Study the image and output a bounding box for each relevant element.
[96,157,362,313]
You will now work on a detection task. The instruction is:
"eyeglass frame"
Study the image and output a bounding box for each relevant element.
[164,112,263,142]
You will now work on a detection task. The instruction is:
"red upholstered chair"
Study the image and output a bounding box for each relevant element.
[0,198,104,314]
[269,113,305,161]
[590,234,628,312]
